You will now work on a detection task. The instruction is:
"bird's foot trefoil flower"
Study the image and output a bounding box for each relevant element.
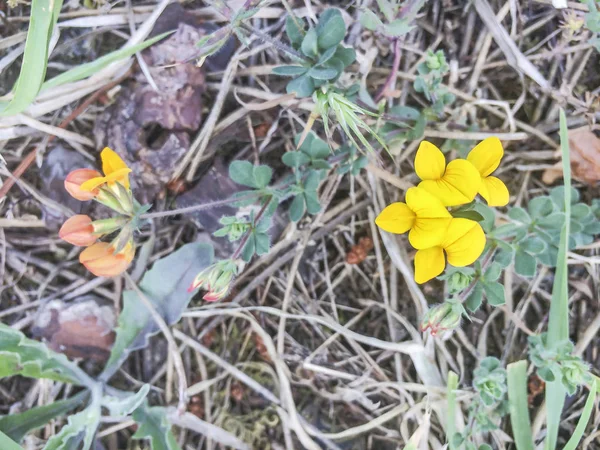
[466,137,510,206]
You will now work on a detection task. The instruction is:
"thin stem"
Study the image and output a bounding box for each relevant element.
[231,198,272,260]
[140,193,259,219]
[239,23,308,63]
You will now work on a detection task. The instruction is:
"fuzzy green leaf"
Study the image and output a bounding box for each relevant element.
[483,281,505,306]
[528,196,554,219]
[309,67,339,80]
[132,404,181,450]
[102,385,150,417]
[253,165,273,188]
[229,161,256,187]
[301,28,319,57]
[289,195,306,222]
[465,282,484,312]
[43,400,100,450]
[508,207,531,224]
[272,65,308,76]
[514,250,537,278]
[286,74,315,98]
[282,151,310,168]
[285,16,305,47]
[316,9,346,49]
[102,243,214,380]
[520,237,546,255]
[360,9,383,30]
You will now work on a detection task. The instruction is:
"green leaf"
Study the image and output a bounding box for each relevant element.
[333,46,356,67]
[133,404,182,450]
[360,9,383,30]
[0,431,23,450]
[304,170,321,191]
[472,203,496,233]
[316,9,346,49]
[0,324,83,384]
[241,234,256,262]
[446,371,459,449]
[272,65,308,76]
[101,384,150,417]
[494,247,514,268]
[229,161,256,187]
[253,165,272,188]
[308,67,339,80]
[289,195,306,222]
[483,281,505,306]
[508,207,531,224]
[384,18,414,37]
[317,46,337,65]
[305,192,321,215]
[0,0,63,116]
[571,203,591,219]
[102,243,214,380]
[285,15,305,47]
[286,74,315,98]
[545,109,572,450]
[507,361,535,450]
[376,0,395,21]
[0,392,86,443]
[41,32,171,92]
[537,212,565,229]
[563,379,597,450]
[484,262,502,282]
[451,210,485,222]
[43,397,101,450]
[520,237,546,254]
[493,223,524,238]
[307,137,330,160]
[465,282,484,312]
[301,28,318,57]
[528,196,554,219]
[514,250,537,277]
[255,233,270,256]
[282,151,310,168]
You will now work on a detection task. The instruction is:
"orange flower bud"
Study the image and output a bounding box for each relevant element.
[65,169,102,201]
[59,215,97,247]
[79,241,135,277]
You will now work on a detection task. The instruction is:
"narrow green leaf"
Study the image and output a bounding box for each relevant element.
[0,0,63,116]
[544,109,572,450]
[507,361,535,450]
[272,65,307,76]
[41,32,171,92]
[0,431,23,450]
[308,67,339,80]
[563,379,598,450]
[0,392,86,443]
[43,396,101,450]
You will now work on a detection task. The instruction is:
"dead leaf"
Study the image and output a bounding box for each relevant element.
[542,126,600,185]
[346,237,374,264]
[32,298,116,362]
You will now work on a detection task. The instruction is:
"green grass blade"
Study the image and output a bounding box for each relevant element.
[507,361,535,450]
[0,431,23,450]
[544,109,572,450]
[0,0,64,116]
[563,378,597,450]
[41,31,172,92]
[446,371,458,449]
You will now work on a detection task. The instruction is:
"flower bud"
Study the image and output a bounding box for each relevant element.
[447,271,473,293]
[65,169,102,201]
[421,302,462,336]
[189,260,238,302]
[79,241,135,277]
[59,215,97,247]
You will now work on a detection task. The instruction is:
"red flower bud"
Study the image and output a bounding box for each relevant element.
[65,169,102,201]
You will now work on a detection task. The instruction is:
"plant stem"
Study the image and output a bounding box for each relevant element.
[239,23,308,63]
[140,193,259,219]
[231,198,272,260]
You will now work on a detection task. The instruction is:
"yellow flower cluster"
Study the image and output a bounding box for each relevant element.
[376,137,508,284]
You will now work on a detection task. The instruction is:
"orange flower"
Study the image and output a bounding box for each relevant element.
[59,215,98,247]
[79,241,135,277]
[64,169,102,201]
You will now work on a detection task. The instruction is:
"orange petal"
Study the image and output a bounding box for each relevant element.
[59,215,97,247]
[64,169,102,201]
[79,242,134,277]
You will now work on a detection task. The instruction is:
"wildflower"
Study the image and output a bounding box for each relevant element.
[414,218,485,284]
[64,169,103,201]
[79,148,131,192]
[79,241,135,277]
[466,137,509,207]
[189,259,238,302]
[59,215,129,247]
[415,141,481,207]
[375,187,452,249]
[421,302,463,336]
[59,215,97,247]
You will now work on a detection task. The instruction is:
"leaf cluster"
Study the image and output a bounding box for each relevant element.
[413,50,455,115]
[274,9,356,98]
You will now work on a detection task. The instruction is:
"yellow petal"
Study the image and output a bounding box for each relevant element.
[418,159,481,206]
[375,202,415,234]
[442,218,486,267]
[80,176,108,192]
[414,141,446,180]
[101,148,129,176]
[104,167,132,189]
[409,217,452,249]
[479,176,509,207]
[405,187,451,219]
[467,137,504,177]
[414,246,445,284]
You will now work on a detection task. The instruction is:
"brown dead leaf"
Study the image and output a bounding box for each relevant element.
[32,298,116,362]
[346,237,374,264]
[542,126,600,185]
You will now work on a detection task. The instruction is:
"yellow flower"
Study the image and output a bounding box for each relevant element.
[80,148,131,192]
[415,141,481,207]
[414,218,486,284]
[467,137,509,207]
[375,187,452,249]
